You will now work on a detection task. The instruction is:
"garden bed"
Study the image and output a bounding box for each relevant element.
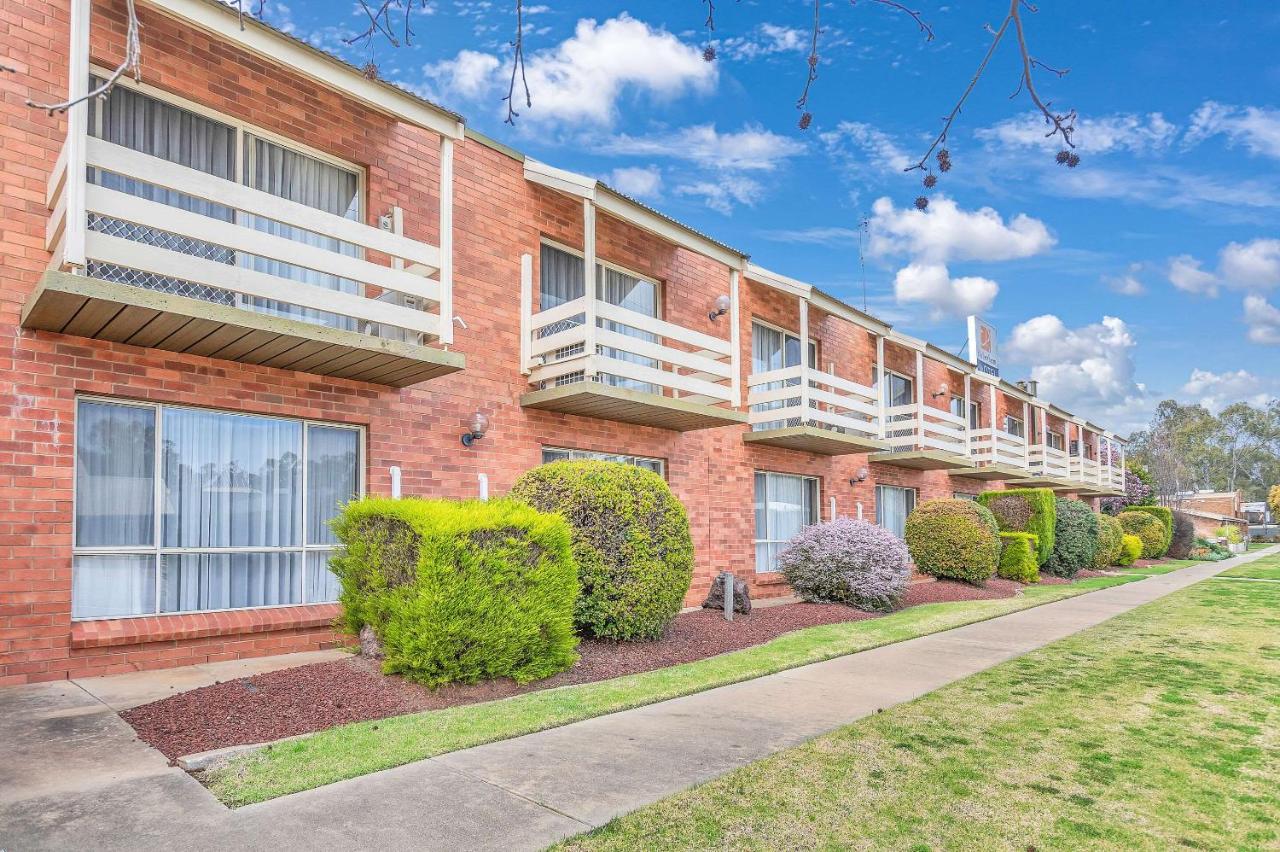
[124,579,1019,760]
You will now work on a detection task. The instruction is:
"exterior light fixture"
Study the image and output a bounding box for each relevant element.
[708,294,731,321]
[848,466,869,486]
[931,382,950,399]
[461,411,490,447]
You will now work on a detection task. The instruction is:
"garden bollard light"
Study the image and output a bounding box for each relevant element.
[724,571,733,622]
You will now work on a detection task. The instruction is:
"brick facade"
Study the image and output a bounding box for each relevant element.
[0,0,1113,683]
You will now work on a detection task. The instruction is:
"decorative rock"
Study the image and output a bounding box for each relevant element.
[359,624,384,660]
[702,571,751,615]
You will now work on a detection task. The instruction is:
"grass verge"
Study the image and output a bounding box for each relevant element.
[206,575,1143,807]
[559,576,1280,850]
[1116,558,1200,576]
[1219,552,1280,580]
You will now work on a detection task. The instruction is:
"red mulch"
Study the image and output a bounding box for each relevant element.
[1073,569,1111,579]
[124,578,1021,761]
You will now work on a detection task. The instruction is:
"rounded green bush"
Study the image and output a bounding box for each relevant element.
[1127,505,1173,555]
[904,498,1001,585]
[510,460,694,641]
[1117,533,1143,566]
[1042,498,1100,579]
[331,497,580,687]
[1167,510,1196,559]
[1119,510,1165,559]
[976,488,1057,565]
[997,532,1039,583]
[1093,513,1124,568]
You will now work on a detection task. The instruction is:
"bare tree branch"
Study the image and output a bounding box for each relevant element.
[794,0,821,130]
[856,0,935,41]
[27,0,141,114]
[502,0,531,125]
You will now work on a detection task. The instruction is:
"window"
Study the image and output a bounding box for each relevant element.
[541,447,664,476]
[1004,415,1025,438]
[85,76,364,333]
[969,402,982,430]
[750,321,816,432]
[949,396,965,419]
[878,371,915,444]
[1046,431,1065,451]
[539,242,662,393]
[953,492,978,501]
[73,398,362,620]
[754,472,818,573]
[875,485,916,539]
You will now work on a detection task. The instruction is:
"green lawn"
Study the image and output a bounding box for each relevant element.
[558,579,1280,851]
[1219,553,1280,580]
[1116,558,1200,576]
[206,575,1144,807]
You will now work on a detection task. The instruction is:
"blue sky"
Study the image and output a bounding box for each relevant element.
[263,0,1280,433]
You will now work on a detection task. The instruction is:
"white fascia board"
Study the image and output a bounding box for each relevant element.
[139,0,464,139]
[746,264,811,298]
[887,329,928,351]
[524,159,598,198]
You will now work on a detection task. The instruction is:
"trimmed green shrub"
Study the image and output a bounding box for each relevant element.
[904,498,1001,585]
[331,497,579,687]
[778,518,910,611]
[1217,525,1244,544]
[1119,510,1164,559]
[510,460,693,641]
[1093,513,1124,568]
[1191,536,1231,561]
[1117,534,1143,566]
[997,532,1039,583]
[1127,505,1173,555]
[977,488,1057,565]
[1167,510,1196,559]
[1042,498,1100,579]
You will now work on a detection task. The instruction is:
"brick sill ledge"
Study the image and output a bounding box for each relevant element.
[71,604,342,649]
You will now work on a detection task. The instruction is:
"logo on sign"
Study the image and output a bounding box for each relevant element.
[967,316,999,377]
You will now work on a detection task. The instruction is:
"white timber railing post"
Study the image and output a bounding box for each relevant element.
[729,267,741,407]
[582,198,598,380]
[798,297,810,422]
[63,0,90,271]
[915,349,925,449]
[963,373,972,461]
[438,135,454,344]
[989,383,999,463]
[519,252,533,375]
[876,335,887,440]
[1023,400,1031,467]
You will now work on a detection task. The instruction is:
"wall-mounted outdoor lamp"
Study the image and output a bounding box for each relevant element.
[848,466,869,487]
[461,411,490,447]
[930,382,950,399]
[708,294,731,321]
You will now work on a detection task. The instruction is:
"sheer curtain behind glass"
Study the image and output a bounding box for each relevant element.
[596,266,659,393]
[754,472,816,573]
[876,485,915,539]
[750,323,808,431]
[305,425,360,602]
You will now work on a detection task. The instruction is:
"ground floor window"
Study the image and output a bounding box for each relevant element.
[754,472,819,573]
[876,485,917,539]
[953,492,978,501]
[541,446,665,476]
[73,398,362,619]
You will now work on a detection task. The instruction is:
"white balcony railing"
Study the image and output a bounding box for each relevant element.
[969,428,1029,470]
[47,136,448,344]
[1068,455,1103,488]
[525,296,736,407]
[882,403,968,456]
[746,364,879,439]
[1028,444,1070,479]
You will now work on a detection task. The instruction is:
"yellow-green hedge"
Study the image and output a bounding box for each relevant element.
[997,532,1039,583]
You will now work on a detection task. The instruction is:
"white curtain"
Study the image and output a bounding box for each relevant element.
[161,552,300,612]
[305,424,359,603]
[73,554,155,619]
[75,401,155,547]
[750,323,807,431]
[754,472,815,573]
[876,485,915,539]
[241,135,362,331]
[596,265,659,393]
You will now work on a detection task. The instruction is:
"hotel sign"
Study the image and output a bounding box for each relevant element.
[967,315,999,377]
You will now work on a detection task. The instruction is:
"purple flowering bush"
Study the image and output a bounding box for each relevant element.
[1101,469,1154,515]
[778,518,910,611]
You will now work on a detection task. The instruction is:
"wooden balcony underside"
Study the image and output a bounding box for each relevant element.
[22,271,464,388]
[1009,475,1079,492]
[743,426,887,455]
[949,462,1029,482]
[521,382,746,432]
[868,449,975,471]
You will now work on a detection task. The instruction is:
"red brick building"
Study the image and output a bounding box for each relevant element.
[0,0,1128,683]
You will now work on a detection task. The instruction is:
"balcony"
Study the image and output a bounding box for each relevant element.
[520,296,745,431]
[1069,455,1125,496]
[27,136,462,387]
[868,404,975,471]
[743,365,886,455]
[1012,444,1077,490]
[959,428,1032,481]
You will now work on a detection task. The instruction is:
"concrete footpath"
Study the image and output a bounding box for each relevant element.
[2,548,1274,852]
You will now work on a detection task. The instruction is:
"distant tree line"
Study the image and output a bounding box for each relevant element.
[1127,400,1280,503]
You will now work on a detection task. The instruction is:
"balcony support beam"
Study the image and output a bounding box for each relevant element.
[63,0,91,270]
[438,135,454,344]
[798,297,810,416]
[582,198,597,380]
[729,268,741,406]
[876,335,886,440]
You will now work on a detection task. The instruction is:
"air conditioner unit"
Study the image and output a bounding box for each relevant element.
[363,290,427,345]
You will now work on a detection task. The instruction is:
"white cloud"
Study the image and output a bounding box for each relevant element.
[419,15,714,125]
[759,226,860,246]
[1103,263,1146,296]
[1185,101,1280,160]
[1220,238,1280,290]
[867,196,1055,263]
[1004,315,1146,424]
[602,124,803,171]
[1244,295,1280,345]
[1181,368,1278,412]
[892,262,998,320]
[976,111,1178,154]
[608,166,661,199]
[675,176,763,214]
[715,23,808,60]
[1167,254,1220,297]
[820,121,913,175]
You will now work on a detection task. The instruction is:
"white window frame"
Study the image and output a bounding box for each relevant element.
[541,446,665,477]
[539,238,665,317]
[875,484,917,536]
[753,471,820,574]
[1004,415,1025,438]
[878,368,915,407]
[1046,430,1065,451]
[72,395,365,620]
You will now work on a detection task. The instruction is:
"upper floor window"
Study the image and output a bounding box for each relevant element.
[1004,415,1025,438]
[881,371,914,407]
[1046,431,1065,451]
[73,398,361,620]
[949,395,965,419]
[541,446,664,476]
[750,321,817,431]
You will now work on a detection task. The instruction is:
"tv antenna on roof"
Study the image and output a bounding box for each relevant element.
[857,215,870,312]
